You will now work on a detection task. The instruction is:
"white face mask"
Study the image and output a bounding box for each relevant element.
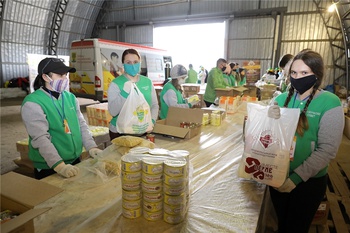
[47,75,69,93]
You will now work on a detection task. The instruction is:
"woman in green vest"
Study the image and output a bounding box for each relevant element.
[159,64,199,119]
[107,49,159,140]
[21,58,102,179]
[267,49,344,233]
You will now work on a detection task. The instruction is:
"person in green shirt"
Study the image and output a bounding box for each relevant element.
[21,58,102,179]
[186,64,198,83]
[159,64,199,119]
[267,49,344,233]
[203,58,229,107]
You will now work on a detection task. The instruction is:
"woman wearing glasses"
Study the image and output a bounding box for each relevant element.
[21,57,102,179]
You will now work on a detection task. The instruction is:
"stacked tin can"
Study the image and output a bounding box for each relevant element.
[142,158,164,221]
[121,156,143,219]
[163,159,188,224]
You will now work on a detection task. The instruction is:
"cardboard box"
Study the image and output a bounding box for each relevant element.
[215,86,248,98]
[243,85,257,97]
[153,107,203,139]
[1,172,63,233]
[182,84,201,93]
[344,115,350,140]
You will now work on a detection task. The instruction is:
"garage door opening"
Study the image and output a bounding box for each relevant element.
[153,22,225,73]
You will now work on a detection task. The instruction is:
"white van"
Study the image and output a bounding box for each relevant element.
[69,38,172,101]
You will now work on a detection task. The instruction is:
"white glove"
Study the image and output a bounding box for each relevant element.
[54,162,79,178]
[89,148,103,158]
[275,178,296,193]
[267,101,281,119]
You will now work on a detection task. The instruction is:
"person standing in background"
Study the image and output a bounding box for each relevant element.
[110,52,124,77]
[267,49,344,233]
[198,66,207,84]
[278,53,294,92]
[21,58,102,179]
[223,63,236,87]
[107,48,159,140]
[159,64,199,119]
[186,64,198,83]
[203,58,229,107]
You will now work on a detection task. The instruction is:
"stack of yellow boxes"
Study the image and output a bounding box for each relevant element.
[86,103,112,127]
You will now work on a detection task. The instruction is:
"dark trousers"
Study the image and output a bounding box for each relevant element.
[34,158,81,180]
[269,175,327,233]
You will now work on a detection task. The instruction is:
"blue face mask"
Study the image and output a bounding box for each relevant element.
[124,63,140,77]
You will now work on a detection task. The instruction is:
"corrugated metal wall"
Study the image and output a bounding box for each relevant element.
[1,0,347,88]
[97,0,345,87]
[0,0,103,82]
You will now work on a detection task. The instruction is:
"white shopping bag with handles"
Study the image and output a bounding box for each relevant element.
[238,103,299,187]
[117,83,153,134]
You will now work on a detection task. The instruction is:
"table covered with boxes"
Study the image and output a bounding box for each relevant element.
[5,103,269,233]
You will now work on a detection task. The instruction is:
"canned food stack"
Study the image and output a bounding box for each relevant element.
[142,158,164,221]
[121,156,143,219]
[163,160,188,224]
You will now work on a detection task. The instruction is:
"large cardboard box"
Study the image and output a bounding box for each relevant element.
[1,172,63,233]
[153,107,203,139]
[344,115,350,140]
[215,86,248,98]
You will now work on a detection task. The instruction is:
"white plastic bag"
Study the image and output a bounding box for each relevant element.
[117,83,153,134]
[238,103,300,187]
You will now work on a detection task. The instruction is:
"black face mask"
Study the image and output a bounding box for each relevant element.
[221,66,226,72]
[290,74,317,95]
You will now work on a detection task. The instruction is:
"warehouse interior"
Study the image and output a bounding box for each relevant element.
[1,1,350,233]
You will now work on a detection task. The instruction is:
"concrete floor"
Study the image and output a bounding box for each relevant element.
[0,95,99,175]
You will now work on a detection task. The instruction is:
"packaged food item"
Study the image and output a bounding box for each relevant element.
[164,160,187,177]
[143,210,163,221]
[142,182,162,193]
[122,207,142,219]
[122,189,142,201]
[143,200,163,212]
[143,192,163,202]
[142,159,163,174]
[142,172,163,184]
[121,156,142,172]
[121,171,142,182]
[122,198,142,210]
[163,212,185,224]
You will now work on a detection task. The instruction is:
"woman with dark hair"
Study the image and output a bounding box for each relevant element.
[22,57,102,179]
[107,48,159,140]
[267,49,344,233]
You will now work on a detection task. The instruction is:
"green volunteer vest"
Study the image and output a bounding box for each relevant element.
[22,90,83,169]
[275,91,341,179]
[159,82,186,119]
[110,74,153,127]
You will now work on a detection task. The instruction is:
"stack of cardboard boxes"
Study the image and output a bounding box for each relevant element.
[86,103,112,127]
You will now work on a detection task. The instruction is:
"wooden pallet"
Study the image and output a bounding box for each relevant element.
[318,161,350,233]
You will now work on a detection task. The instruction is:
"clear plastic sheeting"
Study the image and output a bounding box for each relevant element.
[35,103,266,233]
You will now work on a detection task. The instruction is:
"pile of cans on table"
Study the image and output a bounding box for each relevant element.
[121,149,190,224]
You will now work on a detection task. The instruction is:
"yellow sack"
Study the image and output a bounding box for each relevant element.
[111,136,143,147]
